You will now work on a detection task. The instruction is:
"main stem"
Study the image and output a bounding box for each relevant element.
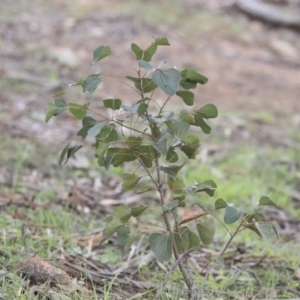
[155,159,193,298]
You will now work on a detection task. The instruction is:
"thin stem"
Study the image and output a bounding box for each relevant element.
[113,53,137,73]
[158,96,171,116]
[101,77,141,96]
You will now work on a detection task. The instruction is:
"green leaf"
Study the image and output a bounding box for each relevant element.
[166,147,178,163]
[224,206,244,224]
[149,233,173,262]
[96,141,108,165]
[159,164,185,178]
[113,205,131,223]
[194,180,217,197]
[117,226,130,247]
[152,68,181,96]
[126,76,157,94]
[103,99,122,110]
[137,103,148,116]
[174,120,190,138]
[45,103,60,123]
[168,176,185,195]
[176,91,194,106]
[83,74,102,94]
[131,205,148,217]
[174,226,189,254]
[195,104,218,119]
[153,37,170,46]
[97,124,118,143]
[188,230,200,249]
[186,68,208,85]
[143,44,157,62]
[106,148,136,167]
[180,133,200,159]
[69,103,87,120]
[152,139,167,156]
[130,43,157,62]
[194,114,211,134]
[258,196,277,207]
[215,198,227,210]
[122,173,141,191]
[77,116,97,139]
[103,218,123,240]
[255,221,274,240]
[196,218,215,245]
[92,45,112,64]
[87,122,105,137]
[127,136,143,148]
[59,143,82,166]
[55,98,67,108]
[138,60,154,70]
[134,145,156,168]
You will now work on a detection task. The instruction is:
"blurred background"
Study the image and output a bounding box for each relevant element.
[1,0,300,204]
[1,1,300,298]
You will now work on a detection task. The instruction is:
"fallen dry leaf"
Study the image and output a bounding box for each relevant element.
[180,204,207,225]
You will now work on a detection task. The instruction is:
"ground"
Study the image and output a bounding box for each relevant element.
[0,0,300,299]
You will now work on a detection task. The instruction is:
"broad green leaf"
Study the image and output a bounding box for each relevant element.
[70,77,84,88]
[131,43,143,60]
[152,139,167,156]
[45,103,60,123]
[159,164,185,178]
[215,198,227,210]
[186,68,208,84]
[103,218,123,240]
[69,103,87,120]
[137,103,148,116]
[58,142,70,166]
[194,114,211,134]
[103,99,122,110]
[174,226,189,254]
[149,232,173,262]
[143,44,157,62]
[196,218,215,245]
[152,68,181,96]
[168,176,185,195]
[126,76,157,94]
[130,43,157,62]
[55,98,67,108]
[122,173,141,191]
[113,205,131,223]
[153,37,170,46]
[134,145,156,168]
[96,124,118,143]
[127,136,143,148]
[59,143,82,166]
[83,74,101,94]
[258,196,277,207]
[117,226,130,247]
[176,91,194,106]
[92,45,112,64]
[77,116,97,139]
[180,133,200,159]
[195,104,218,119]
[131,205,148,217]
[166,147,178,163]
[138,60,154,70]
[87,122,105,137]
[255,221,274,240]
[174,120,190,138]
[188,230,200,249]
[106,148,136,167]
[193,180,217,197]
[224,206,244,224]
[96,141,108,165]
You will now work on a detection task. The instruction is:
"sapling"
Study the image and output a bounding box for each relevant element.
[46,37,279,299]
